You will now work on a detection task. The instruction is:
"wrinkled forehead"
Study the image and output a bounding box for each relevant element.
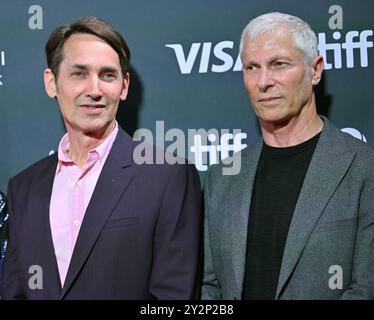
[63,33,115,55]
[60,33,122,68]
[247,27,294,49]
[243,28,303,61]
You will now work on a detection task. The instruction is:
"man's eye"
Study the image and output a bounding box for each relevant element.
[71,71,86,78]
[273,61,289,69]
[246,65,257,72]
[102,73,116,80]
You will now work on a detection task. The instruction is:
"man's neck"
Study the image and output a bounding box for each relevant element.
[66,122,116,168]
[260,104,323,148]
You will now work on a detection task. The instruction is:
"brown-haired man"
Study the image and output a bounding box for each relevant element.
[1,16,201,300]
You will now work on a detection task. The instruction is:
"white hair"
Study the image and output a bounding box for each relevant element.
[239,12,318,66]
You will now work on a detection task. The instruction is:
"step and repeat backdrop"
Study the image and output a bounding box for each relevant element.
[0,0,373,191]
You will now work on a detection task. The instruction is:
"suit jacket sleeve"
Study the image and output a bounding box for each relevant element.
[201,167,222,299]
[340,159,374,299]
[0,179,26,299]
[149,163,202,299]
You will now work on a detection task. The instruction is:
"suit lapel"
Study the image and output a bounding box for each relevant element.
[276,118,355,298]
[60,129,134,299]
[230,141,262,295]
[29,155,62,298]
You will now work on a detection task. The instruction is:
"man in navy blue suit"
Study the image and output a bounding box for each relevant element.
[1,16,201,299]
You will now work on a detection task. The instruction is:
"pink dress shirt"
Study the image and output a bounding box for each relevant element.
[49,123,118,287]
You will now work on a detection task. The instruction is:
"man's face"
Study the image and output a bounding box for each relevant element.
[44,33,129,137]
[242,28,315,125]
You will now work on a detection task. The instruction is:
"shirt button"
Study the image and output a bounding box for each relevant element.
[76,180,83,186]
[74,220,80,226]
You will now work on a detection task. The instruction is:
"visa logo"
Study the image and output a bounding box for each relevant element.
[165,41,242,74]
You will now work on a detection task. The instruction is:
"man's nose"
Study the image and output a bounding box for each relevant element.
[258,68,275,92]
[86,75,103,100]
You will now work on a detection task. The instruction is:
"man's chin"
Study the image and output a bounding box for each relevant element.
[259,112,294,127]
[72,121,114,138]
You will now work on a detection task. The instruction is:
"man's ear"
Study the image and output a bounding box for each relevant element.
[311,55,324,86]
[120,72,130,101]
[44,68,58,98]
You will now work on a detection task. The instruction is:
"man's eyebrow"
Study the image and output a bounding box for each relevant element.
[70,64,89,70]
[69,64,120,73]
[268,55,293,62]
[245,56,293,66]
[99,66,119,73]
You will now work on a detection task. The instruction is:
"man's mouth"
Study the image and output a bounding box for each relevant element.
[258,97,282,102]
[80,104,106,114]
[80,104,106,109]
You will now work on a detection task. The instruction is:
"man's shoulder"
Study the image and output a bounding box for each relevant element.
[322,116,373,155]
[328,127,374,177]
[207,139,261,179]
[10,154,57,186]
[342,131,374,152]
[115,127,194,172]
[338,129,374,160]
[134,146,198,178]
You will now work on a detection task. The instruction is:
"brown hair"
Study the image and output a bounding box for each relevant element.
[45,16,131,78]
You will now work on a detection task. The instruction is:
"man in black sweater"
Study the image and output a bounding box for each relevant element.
[202,12,374,299]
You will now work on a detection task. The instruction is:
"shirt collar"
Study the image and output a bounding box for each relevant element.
[56,121,119,173]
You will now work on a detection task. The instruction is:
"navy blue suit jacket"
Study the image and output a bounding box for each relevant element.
[1,128,202,299]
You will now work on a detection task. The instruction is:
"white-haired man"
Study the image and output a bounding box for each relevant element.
[202,12,374,300]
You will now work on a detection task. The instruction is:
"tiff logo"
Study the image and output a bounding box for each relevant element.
[191,132,247,172]
[318,30,373,69]
[0,50,4,86]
